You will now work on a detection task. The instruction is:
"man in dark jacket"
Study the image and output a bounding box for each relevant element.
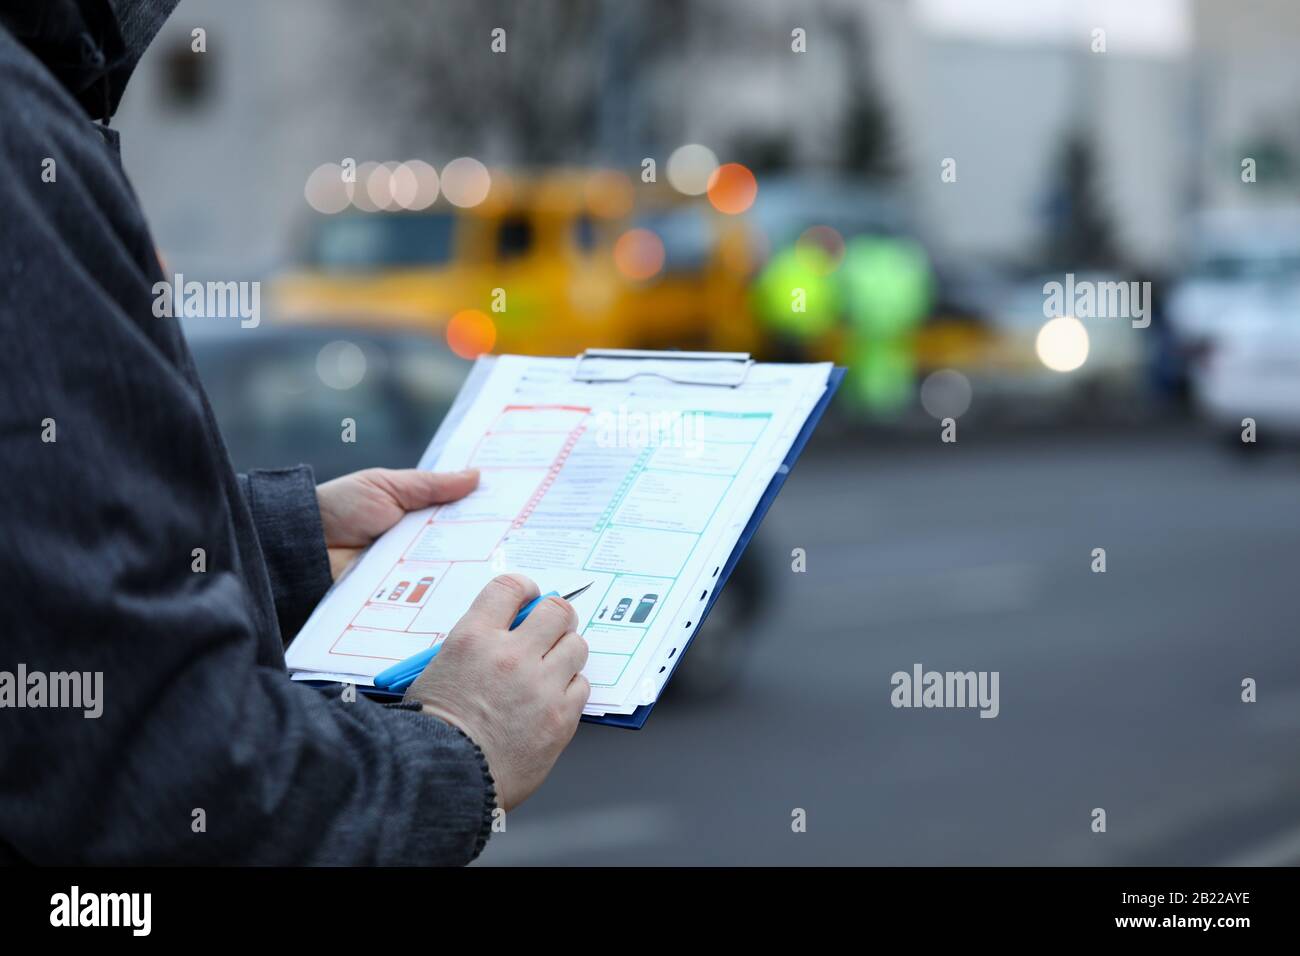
[0,1,589,864]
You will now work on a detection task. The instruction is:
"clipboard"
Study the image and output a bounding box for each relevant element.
[350,350,843,729]
[583,359,844,728]
[572,348,755,386]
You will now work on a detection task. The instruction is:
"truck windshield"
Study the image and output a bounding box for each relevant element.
[307,213,457,271]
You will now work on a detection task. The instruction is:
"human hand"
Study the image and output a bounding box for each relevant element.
[315,467,479,580]
[404,574,590,811]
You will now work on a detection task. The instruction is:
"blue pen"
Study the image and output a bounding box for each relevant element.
[372,582,593,693]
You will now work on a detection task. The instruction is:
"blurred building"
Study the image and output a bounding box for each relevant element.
[114,0,1295,280]
[899,0,1193,268]
[1189,0,1300,215]
[114,0,399,279]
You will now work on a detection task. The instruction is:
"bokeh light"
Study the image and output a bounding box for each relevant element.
[920,369,974,419]
[441,157,492,208]
[388,163,417,209]
[796,225,846,274]
[350,161,382,212]
[706,162,758,215]
[446,309,497,359]
[315,340,367,390]
[399,160,439,210]
[613,228,665,281]
[1036,316,1090,372]
[304,163,353,214]
[667,143,718,196]
[366,162,402,211]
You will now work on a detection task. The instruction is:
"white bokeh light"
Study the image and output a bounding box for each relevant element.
[304,163,353,214]
[316,340,367,390]
[1035,316,1090,372]
[920,369,974,419]
[399,160,439,210]
[667,144,719,196]
[441,157,491,208]
[350,162,383,212]
[366,162,402,211]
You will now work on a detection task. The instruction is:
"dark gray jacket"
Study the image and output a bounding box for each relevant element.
[0,1,494,864]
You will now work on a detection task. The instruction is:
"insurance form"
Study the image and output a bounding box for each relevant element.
[285,353,832,717]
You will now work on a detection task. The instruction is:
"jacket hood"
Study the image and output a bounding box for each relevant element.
[0,0,179,120]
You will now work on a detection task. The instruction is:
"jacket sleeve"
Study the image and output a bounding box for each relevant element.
[0,37,495,865]
[236,466,335,642]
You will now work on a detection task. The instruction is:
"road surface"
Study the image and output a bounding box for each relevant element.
[478,425,1300,865]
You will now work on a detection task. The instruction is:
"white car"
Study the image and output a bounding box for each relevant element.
[1190,284,1300,438]
[1168,208,1300,340]
[1168,209,1300,439]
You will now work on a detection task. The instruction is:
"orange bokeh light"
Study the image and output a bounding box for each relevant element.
[613,228,665,281]
[706,163,758,215]
[445,309,497,359]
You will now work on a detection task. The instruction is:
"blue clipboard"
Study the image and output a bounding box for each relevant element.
[585,365,844,729]
[345,358,843,730]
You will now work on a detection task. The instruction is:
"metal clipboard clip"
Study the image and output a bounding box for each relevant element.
[572,348,754,388]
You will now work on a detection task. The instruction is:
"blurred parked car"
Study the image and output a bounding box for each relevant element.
[961,273,1149,420]
[182,319,470,480]
[1167,209,1300,444]
[1168,207,1300,346]
[1185,282,1300,444]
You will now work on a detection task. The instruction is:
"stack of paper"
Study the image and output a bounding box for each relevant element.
[286,353,832,718]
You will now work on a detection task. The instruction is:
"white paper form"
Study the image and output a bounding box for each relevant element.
[285,355,831,716]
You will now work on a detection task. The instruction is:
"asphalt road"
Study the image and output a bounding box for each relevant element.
[477,424,1300,865]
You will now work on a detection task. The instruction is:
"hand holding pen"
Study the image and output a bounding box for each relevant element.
[375,581,592,692]
[396,574,592,810]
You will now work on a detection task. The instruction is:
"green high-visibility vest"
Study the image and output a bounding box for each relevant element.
[840,236,931,338]
[752,245,842,339]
